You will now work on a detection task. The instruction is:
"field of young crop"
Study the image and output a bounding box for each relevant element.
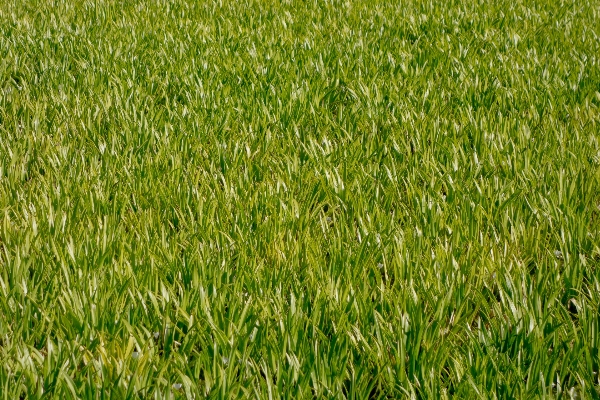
[1,0,599,398]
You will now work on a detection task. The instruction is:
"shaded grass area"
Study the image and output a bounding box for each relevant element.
[0,0,599,397]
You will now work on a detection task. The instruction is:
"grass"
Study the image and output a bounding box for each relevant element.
[0,0,599,398]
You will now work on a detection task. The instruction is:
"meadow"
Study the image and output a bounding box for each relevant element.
[1,0,599,398]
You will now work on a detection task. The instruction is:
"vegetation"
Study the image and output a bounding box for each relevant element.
[1,0,599,398]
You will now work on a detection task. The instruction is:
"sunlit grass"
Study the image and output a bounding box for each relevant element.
[1,0,599,398]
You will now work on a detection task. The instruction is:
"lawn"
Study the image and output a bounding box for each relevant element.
[1,0,599,398]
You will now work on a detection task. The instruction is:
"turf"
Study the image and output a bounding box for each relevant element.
[1,0,599,398]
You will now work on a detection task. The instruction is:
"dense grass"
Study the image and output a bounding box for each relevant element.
[1,0,599,398]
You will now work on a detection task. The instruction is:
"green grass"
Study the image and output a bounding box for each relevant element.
[1,0,599,398]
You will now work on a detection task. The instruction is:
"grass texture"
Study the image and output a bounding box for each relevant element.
[1,0,600,398]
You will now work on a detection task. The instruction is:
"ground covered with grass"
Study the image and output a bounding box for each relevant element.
[1,0,599,398]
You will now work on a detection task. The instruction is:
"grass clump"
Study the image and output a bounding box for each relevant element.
[1,0,599,398]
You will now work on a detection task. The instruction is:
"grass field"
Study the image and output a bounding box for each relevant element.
[1,0,599,398]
